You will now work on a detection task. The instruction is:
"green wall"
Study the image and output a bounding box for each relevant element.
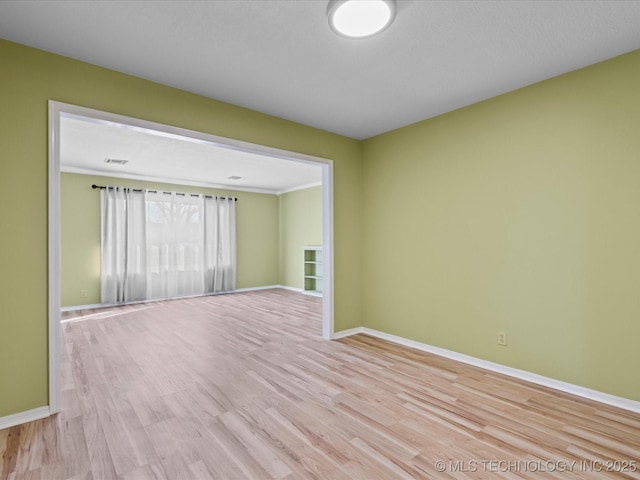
[279,186,323,288]
[61,172,280,307]
[0,39,362,418]
[362,49,640,401]
[3,36,640,420]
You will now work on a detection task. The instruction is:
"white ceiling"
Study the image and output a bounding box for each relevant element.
[60,114,322,195]
[3,1,640,191]
[1,1,640,141]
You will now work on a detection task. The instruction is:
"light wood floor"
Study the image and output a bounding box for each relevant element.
[1,289,639,479]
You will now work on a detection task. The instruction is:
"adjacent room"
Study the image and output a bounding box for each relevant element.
[58,111,325,310]
[1,1,640,478]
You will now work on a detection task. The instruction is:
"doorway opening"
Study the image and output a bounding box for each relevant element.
[48,100,334,413]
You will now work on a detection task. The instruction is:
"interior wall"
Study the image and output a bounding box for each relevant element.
[61,172,280,307]
[5,33,638,421]
[278,186,323,289]
[361,49,640,401]
[0,39,362,418]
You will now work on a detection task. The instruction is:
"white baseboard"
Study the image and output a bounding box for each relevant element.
[275,285,304,293]
[60,285,298,312]
[61,303,103,312]
[232,285,283,293]
[0,406,50,430]
[332,327,365,339]
[334,327,640,415]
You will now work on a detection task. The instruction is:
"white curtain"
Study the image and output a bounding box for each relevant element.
[146,191,207,300]
[100,187,147,303]
[204,196,237,293]
[101,187,236,304]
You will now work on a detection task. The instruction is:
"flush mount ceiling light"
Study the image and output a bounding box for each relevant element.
[327,0,396,39]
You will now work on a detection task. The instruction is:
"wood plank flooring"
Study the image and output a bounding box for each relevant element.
[1,289,639,479]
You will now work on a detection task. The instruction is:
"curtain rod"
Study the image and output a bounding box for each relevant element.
[91,184,238,201]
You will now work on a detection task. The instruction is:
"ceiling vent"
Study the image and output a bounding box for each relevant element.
[104,158,129,165]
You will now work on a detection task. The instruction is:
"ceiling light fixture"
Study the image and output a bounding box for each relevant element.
[327,0,396,39]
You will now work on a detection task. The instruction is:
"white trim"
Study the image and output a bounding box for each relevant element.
[335,327,640,414]
[59,108,331,166]
[49,102,335,418]
[277,285,305,293]
[0,406,50,430]
[60,285,304,313]
[48,101,61,414]
[332,327,365,339]
[302,291,323,297]
[277,181,323,196]
[233,285,283,293]
[61,165,285,196]
[322,162,334,340]
[61,303,104,312]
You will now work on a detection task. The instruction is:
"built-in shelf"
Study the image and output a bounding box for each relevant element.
[303,246,323,296]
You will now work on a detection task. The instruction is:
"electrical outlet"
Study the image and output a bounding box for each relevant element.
[81,290,87,297]
[497,331,507,346]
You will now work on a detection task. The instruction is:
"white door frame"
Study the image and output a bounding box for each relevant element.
[48,100,335,413]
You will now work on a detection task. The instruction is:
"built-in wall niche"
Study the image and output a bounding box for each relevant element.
[303,246,323,296]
